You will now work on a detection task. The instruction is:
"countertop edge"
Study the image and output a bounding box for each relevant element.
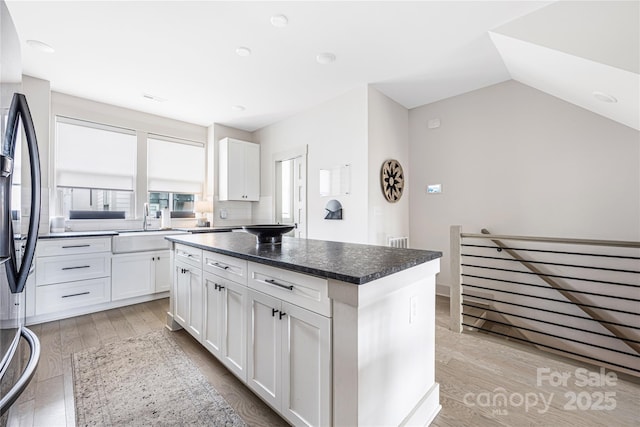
[167,236,442,285]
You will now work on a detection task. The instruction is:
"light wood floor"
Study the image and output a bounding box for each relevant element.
[7,297,640,427]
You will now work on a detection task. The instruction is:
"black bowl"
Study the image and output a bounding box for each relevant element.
[242,224,295,244]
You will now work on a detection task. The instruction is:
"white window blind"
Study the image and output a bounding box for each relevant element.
[56,117,137,191]
[147,135,204,194]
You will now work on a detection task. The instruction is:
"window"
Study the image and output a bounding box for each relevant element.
[147,135,204,194]
[147,135,204,218]
[55,117,137,218]
[148,192,196,217]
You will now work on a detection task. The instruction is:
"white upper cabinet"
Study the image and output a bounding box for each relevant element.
[219,138,260,201]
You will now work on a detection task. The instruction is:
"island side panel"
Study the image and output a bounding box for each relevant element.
[330,259,441,426]
[165,242,182,331]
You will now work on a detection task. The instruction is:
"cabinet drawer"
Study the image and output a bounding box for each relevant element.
[37,237,112,257]
[248,262,330,317]
[36,253,111,286]
[35,277,111,315]
[175,244,202,269]
[203,251,247,285]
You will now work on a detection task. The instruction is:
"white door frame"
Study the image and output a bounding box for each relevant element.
[272,146,307,238]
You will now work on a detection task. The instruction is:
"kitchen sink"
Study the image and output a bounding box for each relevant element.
[112,230,188,253]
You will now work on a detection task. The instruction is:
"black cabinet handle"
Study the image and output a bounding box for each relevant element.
[62,291,90,298]
[279,311,287,320]
[265,278,293,291]
[62,265,90,271]
[207,261,229,271]
[61,244,91,249]
[271,308,278,317]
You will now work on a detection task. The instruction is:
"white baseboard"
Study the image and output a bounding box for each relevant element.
[436,283,450,298]
[400,382,441,427]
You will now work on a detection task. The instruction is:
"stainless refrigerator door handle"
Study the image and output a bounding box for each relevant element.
[0,327,41,416]
[4,94,41,294]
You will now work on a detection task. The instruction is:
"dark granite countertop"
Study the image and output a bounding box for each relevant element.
[173,226,240,233]
[166,232,441,285]
[39,227,241,239]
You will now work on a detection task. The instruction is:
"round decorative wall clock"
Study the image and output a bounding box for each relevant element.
[381,159,404,203]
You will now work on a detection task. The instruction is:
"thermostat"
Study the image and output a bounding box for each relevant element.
[427,184,442,194]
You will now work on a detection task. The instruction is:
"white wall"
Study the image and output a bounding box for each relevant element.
[409,80,640,290]
[255,87,369,243]
[367,86,410,246]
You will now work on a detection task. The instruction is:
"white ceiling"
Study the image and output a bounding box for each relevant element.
[5,1,638,132]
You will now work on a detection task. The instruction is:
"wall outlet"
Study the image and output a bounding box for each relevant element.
[219,208,228,219]
[409,296,418,324]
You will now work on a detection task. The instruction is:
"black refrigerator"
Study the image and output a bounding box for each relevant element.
[0,0,41,421]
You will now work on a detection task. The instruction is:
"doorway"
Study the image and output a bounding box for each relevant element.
[274,146,307,238]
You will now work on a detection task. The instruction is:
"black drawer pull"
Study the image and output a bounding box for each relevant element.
[207,261,230,270]
[265,279,293,291]
[279,311,287,320]
[62,291,90,298]
[62,265,91,271]
[61,244,91,249]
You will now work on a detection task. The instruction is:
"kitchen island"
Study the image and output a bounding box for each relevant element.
[165,232,442,427]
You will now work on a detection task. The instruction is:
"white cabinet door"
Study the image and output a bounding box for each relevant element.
[221,280,247,381]
[173,261,190,327]
[247,289,331,427]
[282,302,332,427]
[243,141,260,201]
[203,273,223,358]
[247,289,282,410]
[154,252,171,293]
[204,272,248,381]
[112,253,154,301]
[174,260,203,341]
[226,138,246,201]
[219,138,260,201]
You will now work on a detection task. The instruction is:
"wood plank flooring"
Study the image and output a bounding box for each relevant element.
[7,296,640,426]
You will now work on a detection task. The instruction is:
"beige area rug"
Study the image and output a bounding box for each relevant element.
[72,330,246,426]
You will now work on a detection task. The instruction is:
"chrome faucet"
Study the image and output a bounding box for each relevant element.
[143,203,149,231]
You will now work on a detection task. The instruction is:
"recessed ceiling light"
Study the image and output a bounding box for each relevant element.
[235,46,252,57]
[142,93,167,102]
[232,105,246,112]
[592,91,617,103]
[316,52,336,65]
[270,14,288,27]
[26,39,55,54]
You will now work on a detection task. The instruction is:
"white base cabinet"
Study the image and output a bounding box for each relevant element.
[169,247,332,427]
[247,288,331,427]
[173,259,203,341]
[112,250,170,301]
[203,272,247,381]
[33,237,112,318]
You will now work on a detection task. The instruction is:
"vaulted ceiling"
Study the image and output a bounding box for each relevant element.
[6,1,638,131]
